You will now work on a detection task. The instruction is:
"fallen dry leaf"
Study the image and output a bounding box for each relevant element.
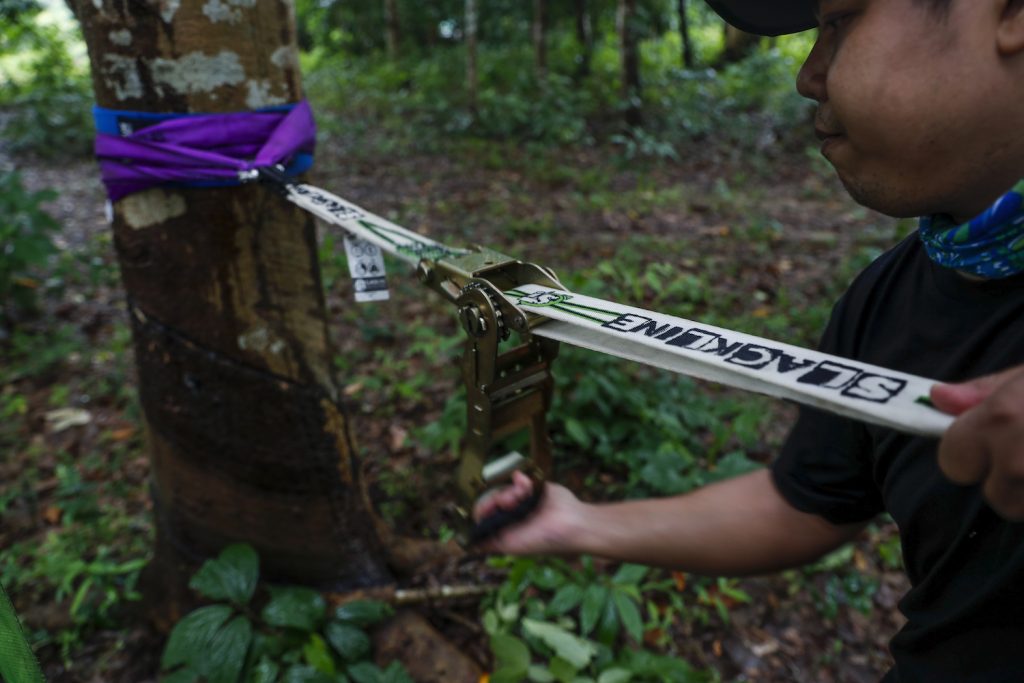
[45,408,92,432]
[43,506,62,525]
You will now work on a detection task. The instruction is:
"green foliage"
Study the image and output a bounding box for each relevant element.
[0,172,59,322]
[189,544,260,607]
[0,5,92,159]
[0,482,151,663]
[786,545,882,622]
[483,556,718,682]
[161,544,404,683]
[303,10,813,155]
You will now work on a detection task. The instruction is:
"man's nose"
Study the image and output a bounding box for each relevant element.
[797,38,828,102]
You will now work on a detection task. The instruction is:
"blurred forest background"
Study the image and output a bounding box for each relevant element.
[1,1,918,682]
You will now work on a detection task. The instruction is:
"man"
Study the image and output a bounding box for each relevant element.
[475,1,1024,680]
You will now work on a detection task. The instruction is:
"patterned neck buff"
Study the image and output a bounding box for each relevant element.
[918,179,1024,279]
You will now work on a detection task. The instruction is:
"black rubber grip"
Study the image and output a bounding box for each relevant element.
[468,486,545,546]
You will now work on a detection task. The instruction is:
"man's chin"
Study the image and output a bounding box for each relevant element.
[835,173,924,220]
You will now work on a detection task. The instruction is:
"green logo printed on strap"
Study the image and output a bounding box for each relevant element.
[356,219,464,261]
[0,582,45,683]
[510,290,621,324]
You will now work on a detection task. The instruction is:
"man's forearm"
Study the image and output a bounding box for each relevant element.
[567,469,864,576]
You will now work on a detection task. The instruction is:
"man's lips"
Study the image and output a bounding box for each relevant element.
[815,128,844,141]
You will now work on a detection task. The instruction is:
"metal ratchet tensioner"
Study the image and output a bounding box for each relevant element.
[416,246,563,544]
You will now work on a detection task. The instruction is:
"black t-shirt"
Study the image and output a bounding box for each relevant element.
[772,234,1024,683]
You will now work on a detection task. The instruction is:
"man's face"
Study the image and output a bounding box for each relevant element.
[798,0,1024,220]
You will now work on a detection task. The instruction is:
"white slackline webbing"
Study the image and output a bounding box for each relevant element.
[283,180,953,438]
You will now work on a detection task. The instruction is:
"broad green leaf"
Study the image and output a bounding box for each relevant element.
[522,619,597,670]
[325,621,371,662]
[610,564,648,587]
[162,667,200,683]
[528,664,556,682]
[304,633,336,675]
[579,585,607,636]
[283,664,335,683]
[162,605,233,670]
[564,418,591,448]
[498,600,521,624]
[380,662,413,683]
[548,656,578,683]
[531,566,565,591]
[482,609,500,635]
[547,584,585,616]
[595,598,619,646]
[189,544,259,605]
[492,670,525,683]
[491,633,531,678]
[202,615,253,683]
[333,600,393,627]
[597,668,632,683]
[612,591,643,643]
[705,452,761,484]
[346,661,384,683]
[263,586,326,631]
[618,650,708,682]
[248,658,279,683]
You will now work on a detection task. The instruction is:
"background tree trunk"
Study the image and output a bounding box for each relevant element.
[677,0,695,68]
[72,0,391,624]
[720,24,759,64]
[618,0,642,127]
[466,0,479,113]
[384,0,400,60]
[533,0,547,82]
[574,0,593,79]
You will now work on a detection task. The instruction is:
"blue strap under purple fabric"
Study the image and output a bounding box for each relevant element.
[93,100,316,201]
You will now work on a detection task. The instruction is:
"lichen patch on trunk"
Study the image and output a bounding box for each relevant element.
[270,45,299,70]
[108,29,132,46]
[149,50,246,98]
[245,79,288,108]
[238,326,287,355]
[120,190,188,230]
[158,0,182,23]
[101,54,144,101]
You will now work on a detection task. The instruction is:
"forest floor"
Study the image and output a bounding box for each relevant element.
[3,126,918,682]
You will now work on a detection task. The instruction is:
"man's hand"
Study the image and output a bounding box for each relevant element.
[472,471,587,555]
[931,364,1024,521]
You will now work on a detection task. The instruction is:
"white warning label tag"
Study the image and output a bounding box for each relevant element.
[343,235,390,302]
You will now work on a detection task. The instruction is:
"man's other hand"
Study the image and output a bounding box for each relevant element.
[932,365,1024,521]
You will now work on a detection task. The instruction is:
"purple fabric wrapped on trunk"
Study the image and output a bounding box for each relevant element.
[93,100,316,201]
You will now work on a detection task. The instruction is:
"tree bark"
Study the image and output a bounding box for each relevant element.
[466,0,479,113]
[720,23,760,64]
[677,0,695,68]
[574,0,593,79]
[532,0,547,83]
[618,0,642,127]
[383,0,400,60]
[72,0,391,622]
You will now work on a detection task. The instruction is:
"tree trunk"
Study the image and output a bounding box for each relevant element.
[72,0,392,622]
[532,0,547,83]
[677,0,695,68]
[720,24,760,64]
[466,0,479,113]
[618,0,642,127]
[574,0,593,79]
[384,0,400,60]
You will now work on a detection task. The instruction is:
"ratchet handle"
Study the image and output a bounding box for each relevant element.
[468,485,544,546]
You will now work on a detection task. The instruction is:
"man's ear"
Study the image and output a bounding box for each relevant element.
[997,0,1024,55]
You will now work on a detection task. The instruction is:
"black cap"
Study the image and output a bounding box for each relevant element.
[705,0,817,36]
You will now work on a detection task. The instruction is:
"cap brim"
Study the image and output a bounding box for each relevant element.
[705,0,817,37]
